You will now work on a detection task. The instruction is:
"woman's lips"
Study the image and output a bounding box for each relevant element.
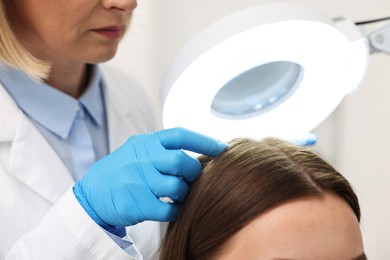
[92,26,124,40]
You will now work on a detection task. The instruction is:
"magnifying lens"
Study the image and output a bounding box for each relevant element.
[160,3,369,141]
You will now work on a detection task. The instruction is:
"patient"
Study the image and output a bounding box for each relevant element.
[159,137,366,260]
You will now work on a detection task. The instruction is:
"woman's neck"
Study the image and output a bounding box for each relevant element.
[45,62,89,99]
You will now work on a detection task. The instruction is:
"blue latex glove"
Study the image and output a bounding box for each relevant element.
[73,127,228,228]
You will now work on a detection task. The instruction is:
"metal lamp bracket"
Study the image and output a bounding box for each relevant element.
[368,23,390,54]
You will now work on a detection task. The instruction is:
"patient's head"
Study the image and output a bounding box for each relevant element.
[160,137,365,260]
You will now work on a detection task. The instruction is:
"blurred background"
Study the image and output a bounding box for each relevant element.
[108,0,390,258]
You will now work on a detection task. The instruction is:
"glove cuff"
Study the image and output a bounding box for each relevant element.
[73,182,121,234]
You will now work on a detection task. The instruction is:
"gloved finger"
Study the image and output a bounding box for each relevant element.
[148,174,189,203]
[154,127,228,157]
[151,149,202,182]
[143,197,181,222]
[134,161,190,202]
[114,187,178,225]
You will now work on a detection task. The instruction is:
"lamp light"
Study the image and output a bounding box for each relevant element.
[160,3,370,141]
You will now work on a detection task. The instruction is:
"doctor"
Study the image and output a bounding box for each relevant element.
[0,0,227,259]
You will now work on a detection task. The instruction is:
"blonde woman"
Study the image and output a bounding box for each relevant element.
[0,1,227,259]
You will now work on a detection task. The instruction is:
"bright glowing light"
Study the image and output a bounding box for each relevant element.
[160,3,369,141]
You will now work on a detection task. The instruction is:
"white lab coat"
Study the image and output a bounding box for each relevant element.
[0,66,163,260]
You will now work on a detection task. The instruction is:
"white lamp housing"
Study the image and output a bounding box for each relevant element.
[160,3,370,141]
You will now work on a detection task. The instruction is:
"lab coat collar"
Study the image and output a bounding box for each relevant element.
[0,84,73,204]
[0,81,21,142]
[101,65,138,152]
[0,65,148,204]
[0,66,78,139]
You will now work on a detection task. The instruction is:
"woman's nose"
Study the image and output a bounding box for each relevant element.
[102,0,137,12]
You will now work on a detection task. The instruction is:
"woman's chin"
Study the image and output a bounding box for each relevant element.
[85,47,119,64]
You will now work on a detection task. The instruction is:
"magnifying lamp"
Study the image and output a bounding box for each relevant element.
[160,3,371,142]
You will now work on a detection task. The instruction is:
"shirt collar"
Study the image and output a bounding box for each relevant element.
[79,66,104,127]
[0,65,104,139]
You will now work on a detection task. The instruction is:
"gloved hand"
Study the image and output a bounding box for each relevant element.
[73,127,228,228]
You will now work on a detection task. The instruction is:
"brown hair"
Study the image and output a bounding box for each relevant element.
[159,137,360,260]
[0,0,49,79]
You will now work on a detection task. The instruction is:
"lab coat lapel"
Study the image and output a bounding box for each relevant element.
[102,66,164,253]
[103,67,144,152]
[0,85,20,142]
[0,85,73,204]
[106,100,134,152]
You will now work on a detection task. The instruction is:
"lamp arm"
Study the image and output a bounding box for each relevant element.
[365,22,390,55]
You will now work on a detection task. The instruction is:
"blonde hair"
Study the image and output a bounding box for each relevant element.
[0,0,49,79]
